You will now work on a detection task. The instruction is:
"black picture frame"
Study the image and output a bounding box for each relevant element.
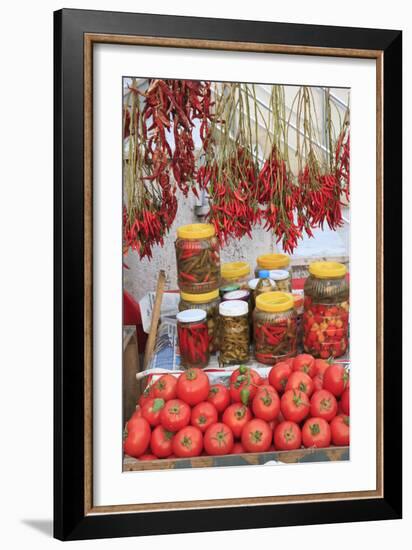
[54,8,402,541]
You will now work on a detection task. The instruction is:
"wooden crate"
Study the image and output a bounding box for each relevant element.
[124,446,349,471]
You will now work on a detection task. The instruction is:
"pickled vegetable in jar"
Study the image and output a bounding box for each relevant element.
[177,309,210,369]
[179,289,220,353]
[255,270,276,297]
[175,223,221,293]
[219,300,250,365]
[221,261,251,289]
[269,269,292,292]
[254,292,297,365]
[255,253,291,279]
[303,262,349,359]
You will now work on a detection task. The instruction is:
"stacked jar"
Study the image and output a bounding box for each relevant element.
[254,254,292,292]
[175,224,221,293]
[221,261,251,290]
[179,290,220,353]
[219,300,250,365]
[176,309,210,369]
[303,262,349,358]
[253,292,297,365]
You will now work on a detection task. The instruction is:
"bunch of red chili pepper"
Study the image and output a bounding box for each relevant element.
[123,78,213,259]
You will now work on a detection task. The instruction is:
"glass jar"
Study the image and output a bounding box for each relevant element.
[255,254,292,288]
[219,283,240,297]
[177,309,210,369]
[221,261,251,289]
[175,223,221,293]
[255,270,276,297]
[219,300,250,365]
[179,289,220,353]
[293,290,304,350]
[254,292,297,365]
[303,262,349,358]
[222,289,250,303]
[269,269,292,292]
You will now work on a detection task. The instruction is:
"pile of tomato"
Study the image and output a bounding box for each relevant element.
[124,354,350,460]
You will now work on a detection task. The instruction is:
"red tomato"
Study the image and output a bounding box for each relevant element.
[150,425,174,458]
[268,362,292,392]
[292,354,316,377]
[123,418,151,458]
[138,454,157,461]
[284,357,294,369]
[172,426,203,458]
[141,398,165,427]
[138,384,155,408]
[222,403,252,438]
[231,441,246,454]
[280,390,310,423]
[302,417,331,448]
[274,421,302,451]
[340,387,350,415]
[241,419,272,453]
[176,368,210,406]
[160,399,191,432]
[152,374,177,401]
[252,387,280,421]
[330,415,350,446]
[203,422,234,455]
[229,366,262,404]
[314,358,331,376]
[207,384,231,413]
[310,389,338,421]
[285,371,314,396]
[126,408,143,432]
[191,401,218,432]
[323,364,349,397]
[312,373,324,392]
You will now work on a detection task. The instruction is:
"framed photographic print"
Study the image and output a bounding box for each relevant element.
[54,8,402,541]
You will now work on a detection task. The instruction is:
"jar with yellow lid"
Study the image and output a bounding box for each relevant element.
[221,261,251,289]
[253,292,297,365]
[303,261,349,359]
[175,223,221,293]
[179,289,220,353]
[255,253,292,282]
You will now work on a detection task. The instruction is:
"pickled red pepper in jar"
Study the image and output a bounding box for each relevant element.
[254,292,297,365]
[179,290,220,353]
[175,224,221,293]
[303,262,349,358]
[177,309,210,369]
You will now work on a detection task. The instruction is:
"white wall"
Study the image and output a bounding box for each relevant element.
[0,1,409,550]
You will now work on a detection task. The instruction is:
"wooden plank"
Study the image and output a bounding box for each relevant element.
[143,270,166,371]
[123,446,349,472]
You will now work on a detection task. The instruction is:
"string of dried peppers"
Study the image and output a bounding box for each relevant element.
[123,79,350,259]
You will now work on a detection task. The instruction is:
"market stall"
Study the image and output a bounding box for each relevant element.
[122,78,350,471]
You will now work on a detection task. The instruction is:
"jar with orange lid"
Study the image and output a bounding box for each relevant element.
[179,289,220,353]
[221,261,251,289]
[175,223,221,293]
[253,292,297,365]
[254,253,292,284]
[303,261,349,358]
